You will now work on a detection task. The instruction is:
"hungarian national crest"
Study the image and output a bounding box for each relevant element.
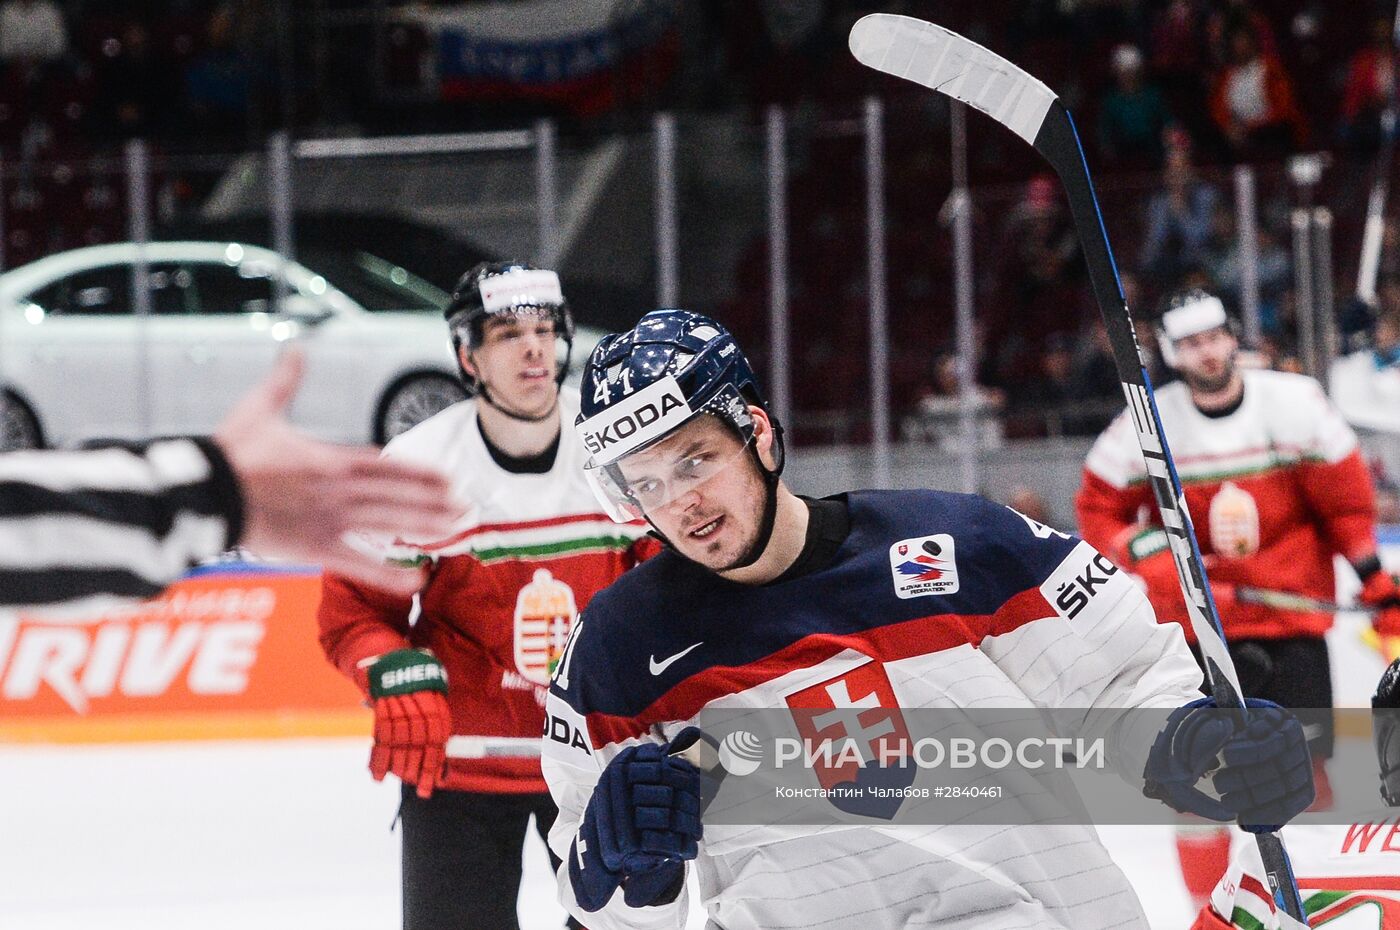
[514,569,578,686]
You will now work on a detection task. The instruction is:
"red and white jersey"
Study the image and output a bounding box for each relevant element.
[317,387,657,794]
[1192,816,1400,929]
[1076,369,1376,642]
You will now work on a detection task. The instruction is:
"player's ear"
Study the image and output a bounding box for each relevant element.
[751,406,778,470]
[458,345,478,380]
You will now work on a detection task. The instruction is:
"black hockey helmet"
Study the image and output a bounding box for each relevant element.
[443,260,574,395]
[1375,656,1400,806]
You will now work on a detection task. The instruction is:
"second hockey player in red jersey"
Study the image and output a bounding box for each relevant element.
[1076,289,1400,908]
[317,262,657,929]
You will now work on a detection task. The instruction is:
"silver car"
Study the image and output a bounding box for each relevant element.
[0,242,597,450]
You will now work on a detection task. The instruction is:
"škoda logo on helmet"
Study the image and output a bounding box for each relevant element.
[582,392,685,454]
[579,376,693,461]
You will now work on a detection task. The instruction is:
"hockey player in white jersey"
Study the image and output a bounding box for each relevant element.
[318,263,657,930]
[1192,657,1400,929]
[542,309,1315,930]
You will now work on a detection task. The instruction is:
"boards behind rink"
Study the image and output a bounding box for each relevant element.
[2,570,1392,926]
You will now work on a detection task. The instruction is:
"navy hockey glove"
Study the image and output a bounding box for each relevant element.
[569,729,704,912]
[1144,697,1313,833]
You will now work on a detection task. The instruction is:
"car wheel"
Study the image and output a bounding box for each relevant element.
[0,391,42,451]
[376,373,466,444]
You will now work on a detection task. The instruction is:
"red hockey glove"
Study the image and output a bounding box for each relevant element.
[1356,555,1400,637]
[1187,904,1234,930]
[366,649,451,799]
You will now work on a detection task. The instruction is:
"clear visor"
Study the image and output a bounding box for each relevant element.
[584,413,755,523]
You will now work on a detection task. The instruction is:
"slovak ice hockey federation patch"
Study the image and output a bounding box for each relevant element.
[888,534,958,599]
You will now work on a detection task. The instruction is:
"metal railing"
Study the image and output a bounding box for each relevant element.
[0,102,1393,474]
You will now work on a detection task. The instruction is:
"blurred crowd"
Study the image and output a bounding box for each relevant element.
[0,1,269,155]
[3,0,1400,451]
[686,0,1400,445]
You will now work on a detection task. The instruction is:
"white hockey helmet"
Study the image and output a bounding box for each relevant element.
[1156,290,1232,368]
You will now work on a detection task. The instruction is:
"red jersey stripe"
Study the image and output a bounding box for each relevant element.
[583,587,1052,748]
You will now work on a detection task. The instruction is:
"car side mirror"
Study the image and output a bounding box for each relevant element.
[279,294,334,325]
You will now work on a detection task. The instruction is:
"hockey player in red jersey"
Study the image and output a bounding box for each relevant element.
[1075,289,1400,909]
[541,309,1315,930]
[1190,657,1400,929]
[316,262,657,930]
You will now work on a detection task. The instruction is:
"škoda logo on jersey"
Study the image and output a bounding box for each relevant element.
[1038,541,1126,627]
[889,534,959,598]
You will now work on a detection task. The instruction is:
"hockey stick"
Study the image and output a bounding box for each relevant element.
[445,735,542,759]
[1233,586,1398,663]
[848,15,1309,925]
[1236,585,1379,617]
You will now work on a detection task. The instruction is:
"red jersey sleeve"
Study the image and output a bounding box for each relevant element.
[627,531,665,567]
[316,572,416,695]
[1189,904,1236,930]
[1074,467,1153,558]
[1077,467,1193,630]
[1296,448,1377,565]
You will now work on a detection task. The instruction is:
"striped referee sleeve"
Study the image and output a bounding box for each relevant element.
[0,437,243,609]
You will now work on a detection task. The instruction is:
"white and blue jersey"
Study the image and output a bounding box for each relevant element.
[543,489,1205,930]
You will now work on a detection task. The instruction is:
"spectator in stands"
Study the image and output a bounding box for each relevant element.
[0,0,67,67]
[1339,15,1398,155]
[183,5,253,143]
[1205,0,1280,65]
[1199,203,1237,285]
[1097,44,1170,169]
[999,174,1086,345]
[1140,130,1220,285]
[1150,0,1208,121]
[1073,318,1122,405]
[97,21,170,140]
[1010,331,1078,414]
[902,351,1005,452]
[1207,221,1291,337]
[1009,330,1120,437]
[1208,23,1306,161]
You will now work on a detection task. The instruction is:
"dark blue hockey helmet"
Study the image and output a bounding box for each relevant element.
[576,309,783,523]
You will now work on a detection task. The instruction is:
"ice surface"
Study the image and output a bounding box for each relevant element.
[1,613,1380,929]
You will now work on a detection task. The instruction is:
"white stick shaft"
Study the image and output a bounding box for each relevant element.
[445,735,542,759]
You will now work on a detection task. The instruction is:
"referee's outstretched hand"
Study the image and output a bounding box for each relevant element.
[215,348,461,593]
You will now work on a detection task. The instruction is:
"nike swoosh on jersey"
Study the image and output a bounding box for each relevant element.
[649,641,704,676]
